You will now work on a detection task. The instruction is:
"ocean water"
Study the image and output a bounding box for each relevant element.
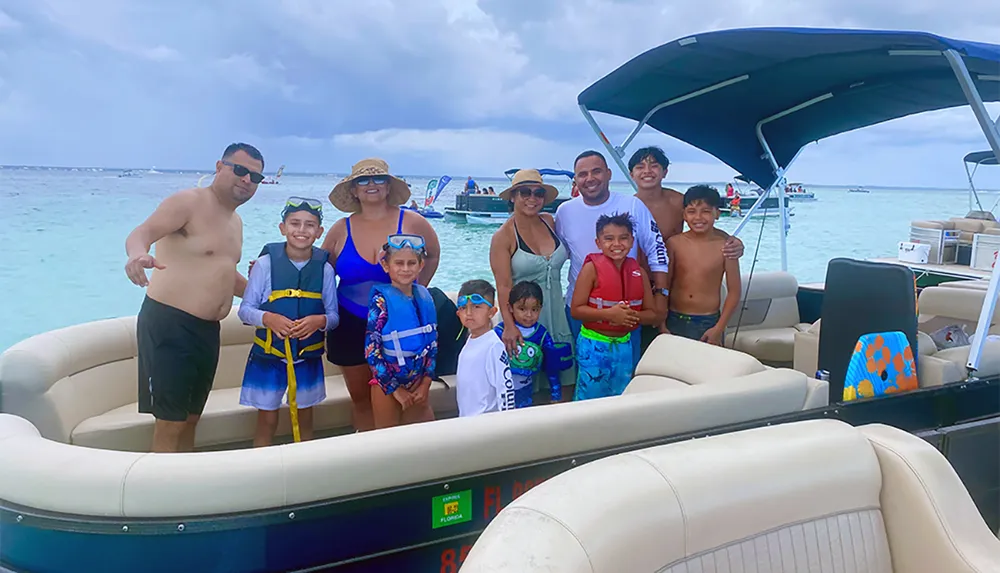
[0,168,991,353]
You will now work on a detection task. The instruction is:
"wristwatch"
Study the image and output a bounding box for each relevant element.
[656,288,669,297]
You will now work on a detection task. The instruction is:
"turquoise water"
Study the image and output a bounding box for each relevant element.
[0,169,990,353]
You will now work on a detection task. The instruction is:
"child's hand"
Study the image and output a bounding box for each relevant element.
[701,326,724,346]
[393,387,416,410]
[263,312,295,339]
[604,302,639,329]
[290,315,326,340]
[413,376,432,404]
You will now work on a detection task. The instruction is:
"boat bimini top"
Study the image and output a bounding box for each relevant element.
[503,168,575,180]
[576,26,1000,376]
[964,150,1000,213]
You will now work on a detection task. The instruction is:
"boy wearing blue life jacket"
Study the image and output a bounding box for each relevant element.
[366,234,438,429]
[493,280,570,407]
[238,197,339,447]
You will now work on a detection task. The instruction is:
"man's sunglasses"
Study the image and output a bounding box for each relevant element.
[223,160,265,184]
[516,187,547,199]
[354,175,389,186]
[457,293,493,308]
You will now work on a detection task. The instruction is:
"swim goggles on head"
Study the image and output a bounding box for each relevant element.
[386,233,425,250]
[457,293,493,308]
[282,196,323,221]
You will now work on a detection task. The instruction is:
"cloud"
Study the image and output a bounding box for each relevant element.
[0,0,999,189]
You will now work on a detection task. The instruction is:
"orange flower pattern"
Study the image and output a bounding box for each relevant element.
[843,331,918,401]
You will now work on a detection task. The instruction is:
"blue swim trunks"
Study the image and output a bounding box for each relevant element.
[574,327,633,401]
[240,354,327,411]
[667,310,721,342]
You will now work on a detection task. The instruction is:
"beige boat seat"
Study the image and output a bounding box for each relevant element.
[910,219,955,230]
[950,217,999,243]
[794,284,1000,387]
[460,418,1000,572]
[627,333,828,409]
[719,271,811,366]
[0,306,459,452]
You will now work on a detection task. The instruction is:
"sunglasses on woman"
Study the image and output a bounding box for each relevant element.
[222,160,265,184]
[516,187,547,199]
[354,175,389,186]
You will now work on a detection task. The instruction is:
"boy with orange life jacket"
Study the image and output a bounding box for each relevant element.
[570,212,657,400]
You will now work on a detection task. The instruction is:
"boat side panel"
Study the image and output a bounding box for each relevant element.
[1,377,997,573]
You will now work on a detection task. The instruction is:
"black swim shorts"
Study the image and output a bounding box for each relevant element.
[325,309,368,367]
[137,296,221,422]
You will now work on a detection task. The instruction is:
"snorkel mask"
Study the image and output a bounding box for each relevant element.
[281,196,323,223]
[382,233,427,259]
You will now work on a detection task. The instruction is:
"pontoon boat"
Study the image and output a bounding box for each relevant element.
[442,168,573,225]
[2,27,1000,572]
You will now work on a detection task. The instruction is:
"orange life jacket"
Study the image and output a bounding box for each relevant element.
[582,253,645,334]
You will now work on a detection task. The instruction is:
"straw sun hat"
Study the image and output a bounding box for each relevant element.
[498,169,559,204]
[329,158,411,213]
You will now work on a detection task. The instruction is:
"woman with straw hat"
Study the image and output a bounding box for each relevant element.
[320,158,440,432]
[489,169,574,401]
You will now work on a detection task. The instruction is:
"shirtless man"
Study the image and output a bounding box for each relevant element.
[124,142,264,453]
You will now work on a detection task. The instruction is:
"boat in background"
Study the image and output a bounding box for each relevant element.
[785,182,816,200]
[403,176,450,219]
[848,186,870,193]
[443,168,574,225]
[260,165,284,185]
[724,175,792,218]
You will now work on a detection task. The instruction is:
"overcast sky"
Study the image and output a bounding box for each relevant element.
[1,1,999,188]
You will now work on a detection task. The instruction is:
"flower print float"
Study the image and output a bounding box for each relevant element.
[843,331,918,401]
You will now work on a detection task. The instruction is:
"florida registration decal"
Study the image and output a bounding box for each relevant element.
[432,490,472,529]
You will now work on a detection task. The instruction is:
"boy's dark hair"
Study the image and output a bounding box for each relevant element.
[595,212,635,236]
[459,279,495,304]
[509,281,543,307]
[574,150,607,169]
[222,142,265,169]
[684,185,722,208]
[627,146,670,172]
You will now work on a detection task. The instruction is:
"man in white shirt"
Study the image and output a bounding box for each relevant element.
[555,150,670,369]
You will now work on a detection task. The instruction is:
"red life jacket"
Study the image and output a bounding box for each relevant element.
[582,253,645,334]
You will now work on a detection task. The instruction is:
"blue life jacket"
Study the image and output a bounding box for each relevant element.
[373,283,437,368]
[251,242,329,361]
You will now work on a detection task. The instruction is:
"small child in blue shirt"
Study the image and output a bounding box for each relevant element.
[493,281,567,407]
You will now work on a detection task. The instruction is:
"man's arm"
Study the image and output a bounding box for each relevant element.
[124,190,196,286]
[632,200,670,321]
[636,268,659,326]
[715,228,745,260]
[234,273,248,298]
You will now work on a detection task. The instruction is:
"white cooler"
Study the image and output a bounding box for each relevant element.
[898,241,931,264]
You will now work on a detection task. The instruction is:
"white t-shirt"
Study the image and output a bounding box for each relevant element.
[554,192,668,305]
[456,330,516,417]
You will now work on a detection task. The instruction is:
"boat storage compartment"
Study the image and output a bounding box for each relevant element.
[971,230,1000,270]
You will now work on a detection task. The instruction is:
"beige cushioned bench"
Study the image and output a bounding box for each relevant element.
[0,305,459,451]
[461,418,1000,572]
[0,307,824,453]
[720,270,811,366]
[2,359,822,519]
[794,284,1000,387]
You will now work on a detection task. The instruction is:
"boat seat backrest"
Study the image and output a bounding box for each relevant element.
[0,306,343,443]
[634,334,766,384]
[910,219,955,230]
[461,419,1000,573]
[918,285,1000,335]
[720,270,800,330]
[818,258,918,402]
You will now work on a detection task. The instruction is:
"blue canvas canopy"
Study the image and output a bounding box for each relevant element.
[578,27,1000,190]
[503,168,575,179]
[965,151,1000,166]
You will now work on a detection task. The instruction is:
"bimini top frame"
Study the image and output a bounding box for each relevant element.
[964,150,1000,212]
[577,27,1000,375]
